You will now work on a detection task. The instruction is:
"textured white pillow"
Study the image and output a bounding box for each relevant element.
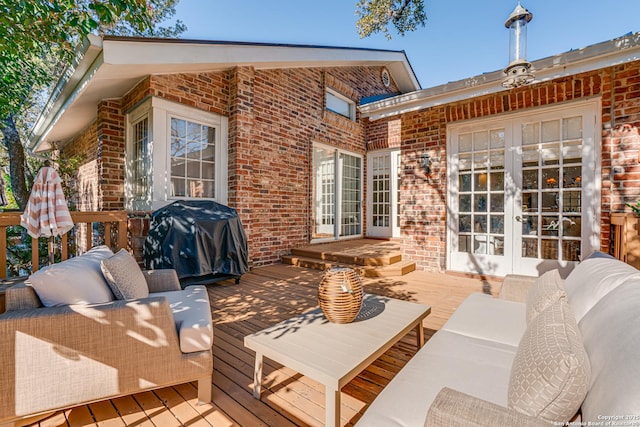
[101,249,149,300]
[525,269,565,323]
[28,245,115,307]
[509,300,590,422]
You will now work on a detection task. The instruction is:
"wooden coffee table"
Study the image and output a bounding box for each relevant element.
[244,294,431,427]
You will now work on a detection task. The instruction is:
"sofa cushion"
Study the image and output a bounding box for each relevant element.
[27,246,114,307]
[508,300,590,422]
[153,285,213,353]
[355,330,517,427]
[525,269,565,323]
[564,252,640,322]
[439,293,526,347]
[577,280,640,422]
[101,249,149,300]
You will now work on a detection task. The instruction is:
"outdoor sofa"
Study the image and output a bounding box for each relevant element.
[0,246,214,426]
[357,252,640,426]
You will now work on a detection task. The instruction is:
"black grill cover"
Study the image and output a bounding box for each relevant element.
[143,200,248,283]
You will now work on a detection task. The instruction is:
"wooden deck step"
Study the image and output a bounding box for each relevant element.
[290,239,403,267]
[282,255,416,277]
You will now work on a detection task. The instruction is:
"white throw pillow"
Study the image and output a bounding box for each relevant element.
[101,249,149,300]
[508,300,591,422]
[525,269,565,323]
[28,245,115,307]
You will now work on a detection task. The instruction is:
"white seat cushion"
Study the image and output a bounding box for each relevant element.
[153,285,213,353]
[355,330,517,427]
[440,293,527,348]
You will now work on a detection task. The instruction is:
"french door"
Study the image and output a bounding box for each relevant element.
[448,101,600,276]
[312,143,363,241]
[367,149,401,238]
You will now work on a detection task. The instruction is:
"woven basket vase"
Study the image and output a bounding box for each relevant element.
[318,267,364,324]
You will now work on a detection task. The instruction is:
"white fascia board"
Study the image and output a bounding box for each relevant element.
[102,39,420,91]
[362,32,640,121]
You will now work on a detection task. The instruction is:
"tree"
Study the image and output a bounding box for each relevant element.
[0,0,185,209]
[356,0,427,39]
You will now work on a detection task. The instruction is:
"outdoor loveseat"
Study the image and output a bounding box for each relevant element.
[357,252,640,426]
[0,246,213,426]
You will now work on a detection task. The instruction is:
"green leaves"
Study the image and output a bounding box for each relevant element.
[0,0,155,119]
[356,0,427,39]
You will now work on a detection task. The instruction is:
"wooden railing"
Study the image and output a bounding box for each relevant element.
[0,211,128,279]
[610,212,640,269]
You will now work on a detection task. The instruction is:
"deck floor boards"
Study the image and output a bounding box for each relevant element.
[26,265,501,427]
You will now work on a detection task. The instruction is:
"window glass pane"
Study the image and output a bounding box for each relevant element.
[522,123,539,145]
[522,147,539,167]
[326,90,353,119]
[490,215,504,233]
[490,172,504,192]
[459,174,472,192]
[563,116,582,140]
[186,160,200,178]
[459,235,471,253]
[459,215,472,232]
[474,173,488,191]
[172,178,186,197]
[474,131,488,151]
[459,153,472,172]
[541,120,560,143]
[563,141,582,163]
[201,161,215,180]
[543,169,560,189]
[490,193,504,212]
[541,144,560,166]
[459,133,473,152]
[459,194,472,212]
[522,192,538,212]
[490,129,505,149]
[171,159,185,178]
[489,150,504,169]
[523,170,538,190]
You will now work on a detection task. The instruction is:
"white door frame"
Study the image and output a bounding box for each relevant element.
[446,98,601,276]
[367,149,401,238]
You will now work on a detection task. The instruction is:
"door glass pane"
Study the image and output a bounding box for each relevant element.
[340,153,361,237]
[522,238,538,258]
[371,153,391,228]
[490,193,504,212]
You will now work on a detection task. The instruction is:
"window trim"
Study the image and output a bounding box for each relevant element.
[125,97,228,211]
[325,88,356,121]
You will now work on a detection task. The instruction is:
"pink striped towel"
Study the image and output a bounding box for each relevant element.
[20,167,74,238]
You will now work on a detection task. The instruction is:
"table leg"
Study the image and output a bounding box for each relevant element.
[416,321,425,348]
[253,352,263,399]
[325,386,341,427]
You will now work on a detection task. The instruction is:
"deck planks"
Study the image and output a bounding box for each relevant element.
[27,265,501,427]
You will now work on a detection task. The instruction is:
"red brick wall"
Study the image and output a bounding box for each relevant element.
[65,65,396,267]
[368,62,640,271]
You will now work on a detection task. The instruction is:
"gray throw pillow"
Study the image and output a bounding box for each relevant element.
[101,249,149,300]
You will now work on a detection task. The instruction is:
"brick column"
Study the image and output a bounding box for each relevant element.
[96,100,125,211]
[228,66,255,267]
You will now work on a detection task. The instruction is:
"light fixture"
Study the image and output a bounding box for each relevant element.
[502,3,534,88]
[421,153,432,175]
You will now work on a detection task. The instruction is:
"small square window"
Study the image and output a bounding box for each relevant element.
[326,88,355,121]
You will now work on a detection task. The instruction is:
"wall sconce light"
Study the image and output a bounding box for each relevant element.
[421,153,432,175]
[502,3,534,88]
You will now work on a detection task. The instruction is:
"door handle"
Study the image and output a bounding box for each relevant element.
[515,216,522,222]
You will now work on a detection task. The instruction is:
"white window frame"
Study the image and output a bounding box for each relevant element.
[326,88,356,121]
[125,97,228,211]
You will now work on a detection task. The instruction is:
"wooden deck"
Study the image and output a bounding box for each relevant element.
[25,265,502,427]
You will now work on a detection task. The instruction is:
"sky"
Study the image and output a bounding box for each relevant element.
[172,1,640,89]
